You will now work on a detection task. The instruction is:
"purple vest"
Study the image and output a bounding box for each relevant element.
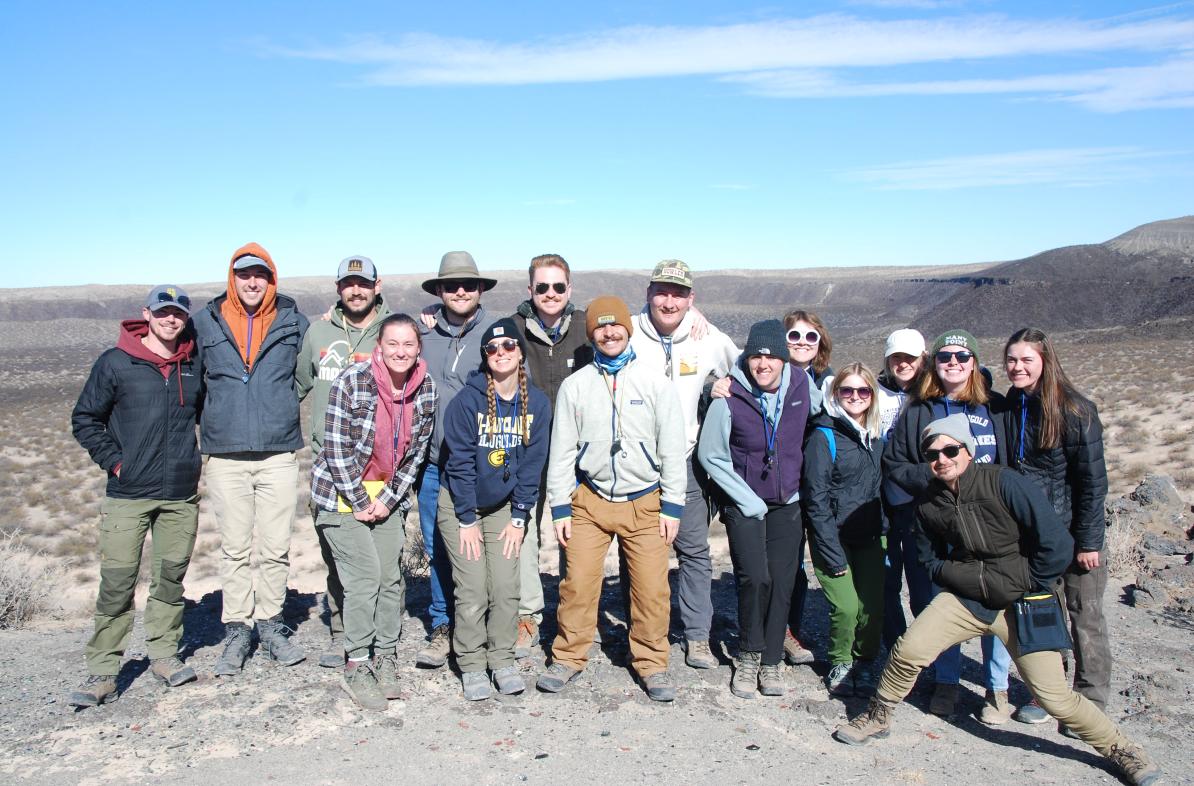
[726,369,811,504]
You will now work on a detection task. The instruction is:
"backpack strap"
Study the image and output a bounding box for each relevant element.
[816,426,836,462]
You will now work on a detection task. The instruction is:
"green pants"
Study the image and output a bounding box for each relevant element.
[87,496,199,676]
[437,487,520,673]
[812,536,885,666]
[315,508,405,661]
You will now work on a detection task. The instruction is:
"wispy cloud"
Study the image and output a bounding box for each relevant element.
[841,147,1177,190]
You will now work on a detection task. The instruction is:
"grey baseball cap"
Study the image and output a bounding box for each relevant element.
[146,284,192,315]
[336,255,378,283]
[232,254,271,273]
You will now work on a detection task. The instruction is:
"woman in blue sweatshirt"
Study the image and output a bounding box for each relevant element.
[439,318,551,700]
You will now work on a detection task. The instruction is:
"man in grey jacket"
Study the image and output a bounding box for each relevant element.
[195,242,310,676]
[414,251,498,668]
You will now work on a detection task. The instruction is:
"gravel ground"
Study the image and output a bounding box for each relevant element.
[1,557,1191,786]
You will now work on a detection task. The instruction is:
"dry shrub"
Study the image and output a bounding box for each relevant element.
[402,515,429,577]
[1105,512,1145,579]
[0,531,67,628]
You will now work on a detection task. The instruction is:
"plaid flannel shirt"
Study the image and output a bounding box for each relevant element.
[310,360,437,515]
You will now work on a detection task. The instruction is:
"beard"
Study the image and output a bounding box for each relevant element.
[341,297,376,321]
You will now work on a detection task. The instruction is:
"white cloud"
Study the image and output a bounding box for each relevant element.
[841,147,1177,190]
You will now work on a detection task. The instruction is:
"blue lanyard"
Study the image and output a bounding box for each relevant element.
[755,388,782,463]
[495,392,518,479]
[1018,391,1029,463]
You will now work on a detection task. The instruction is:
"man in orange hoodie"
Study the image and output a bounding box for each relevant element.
[192,243,311,676]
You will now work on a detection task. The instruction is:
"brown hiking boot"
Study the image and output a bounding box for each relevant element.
[833,696,896,746]
[415,624,451,668]
[515,617,539,659]
[684,639,718,669]
[929,682,959,717]
[69,675,117,708]
[1106,742,1161,786]
[783,631,815,665]
[150,657,198,687]
[731,651,761,698]
[373,651,401,700]
[978,689,1011,725]
[758,663,785,697]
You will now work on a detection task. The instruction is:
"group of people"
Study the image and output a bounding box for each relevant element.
[67,248,1159,785]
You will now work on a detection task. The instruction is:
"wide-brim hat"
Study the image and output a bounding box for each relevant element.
[421,251,498,296]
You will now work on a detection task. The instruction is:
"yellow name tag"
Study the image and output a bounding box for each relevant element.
[337,480,387,513]
[678,357,699,376]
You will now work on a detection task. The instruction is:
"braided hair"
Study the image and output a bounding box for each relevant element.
[484,360,532,444]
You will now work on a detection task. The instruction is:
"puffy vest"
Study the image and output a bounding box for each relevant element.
[726,370,810,504]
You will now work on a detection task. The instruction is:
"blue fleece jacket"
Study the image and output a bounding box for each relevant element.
[442,369,552,525]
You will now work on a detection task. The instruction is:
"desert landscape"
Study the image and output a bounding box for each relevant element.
[0,217,1192,784]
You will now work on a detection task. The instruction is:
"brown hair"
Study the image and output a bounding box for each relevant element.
[783,309,832,374]
[485,359,532,445]
[529,254,570,283]
[1004,327,1086,450]
[377,313,422,348]
[831,362,883,441]
[913,339,989,406]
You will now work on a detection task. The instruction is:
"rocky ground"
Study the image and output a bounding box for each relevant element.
[1,479,1192,786]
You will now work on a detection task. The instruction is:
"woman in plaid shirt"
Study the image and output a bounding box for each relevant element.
[310,313,437,711]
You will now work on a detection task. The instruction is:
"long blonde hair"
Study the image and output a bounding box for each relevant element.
[831,362,884,442]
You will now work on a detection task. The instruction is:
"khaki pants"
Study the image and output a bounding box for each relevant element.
[207,451,299,625]
[551,484,671,677]
[517,473,548,623]
[437,488,519,672]
[87,497,199,675]
[878,591,1132,756]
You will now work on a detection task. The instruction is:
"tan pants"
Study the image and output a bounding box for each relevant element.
[879,591,1131,756]
[551,484,671,677]
[207,451,299,625]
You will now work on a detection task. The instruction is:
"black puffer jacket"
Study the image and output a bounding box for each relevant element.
[72,335,204,500]
[998,390,1107,552]
[801,412,883,574]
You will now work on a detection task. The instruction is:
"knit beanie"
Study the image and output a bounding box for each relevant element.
[585,296,633,340]
[920,413,977,456]
[931,329,979,362]
[479,317,526,359]
[743,319,788,358]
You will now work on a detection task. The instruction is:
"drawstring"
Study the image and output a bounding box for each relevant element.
[175,358,184,405]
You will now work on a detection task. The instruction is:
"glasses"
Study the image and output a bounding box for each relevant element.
[440,279,480,293]
[154,292,191,309]
[924,444,964,461]
[837,386,872,400]
[534,282,567,295]
[483,339,519,356]
[786,329,820,345]
[935,350,974,365]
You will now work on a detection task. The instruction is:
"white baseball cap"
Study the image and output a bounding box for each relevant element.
[885,328,926,358]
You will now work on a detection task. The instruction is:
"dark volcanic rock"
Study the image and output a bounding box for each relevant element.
[1130,475,1186,513]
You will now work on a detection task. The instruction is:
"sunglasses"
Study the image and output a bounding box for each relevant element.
[483,339,519,356]
[935,350,974,365]
[924,444,964,461]
[534,282,567,295]
[440,279,480,293]
[153,291,191,309]
[786,329,820,345]
[837,386,872,400]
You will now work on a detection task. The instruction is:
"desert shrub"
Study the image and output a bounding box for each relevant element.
[402,515,429,577]
[0,531,67,628]
[1105,512,1145,579]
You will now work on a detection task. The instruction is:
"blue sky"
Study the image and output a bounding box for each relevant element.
[2,1,1192,288]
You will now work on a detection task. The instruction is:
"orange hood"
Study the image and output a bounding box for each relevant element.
[221,242,279,369]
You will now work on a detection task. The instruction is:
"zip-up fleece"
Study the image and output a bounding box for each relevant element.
[512,300,592,407]
[420,304,497,464]
[296,295,393,450]
[442,370,552,525]
[194,289,309,454]
[72,321,203,500]
[914,463,1073,622]
[548,356,686,520]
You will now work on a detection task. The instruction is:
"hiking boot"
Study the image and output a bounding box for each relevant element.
[758,663,785,697]
[342,660,387,711]
[149,656,197,687]
[536,662,581,693]
[257,615,306,666]
[852,660,878,696]
[978,689,1011,725]
[372,650,402,700]
[1013,699,1050,724]
[492,665,526,695]
[416,624,451,668]
[642,671,676,702]
[318,634,345,669]
[827,662,854,697]
[515,617,539,659]
[684,639,718,669]
[1106,742,1162,786]
[213,622,252,677]
[929,682,959,717]
[731,651,761,698]
[833,696,896,746]
[69,675,117,707]
[461,671,493,701]
[783,631,815,665]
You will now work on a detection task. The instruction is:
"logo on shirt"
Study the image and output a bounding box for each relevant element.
[488,449,507,468]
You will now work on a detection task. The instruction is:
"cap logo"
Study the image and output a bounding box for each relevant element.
[596,314,616,325]
[166,287,177,298]
[758,347,772,355]
[658,266,685,279]
[942,334,969,347]
[347,259,363,272]
[493,326,505,336]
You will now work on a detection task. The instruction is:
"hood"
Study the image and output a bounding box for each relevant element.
[464,368,491,395]
[225,242,278,318]
[823,395,876,449]
[634,306,693,344]
[116,319,194,366]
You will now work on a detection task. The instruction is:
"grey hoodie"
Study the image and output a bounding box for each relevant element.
[420,303,497,464]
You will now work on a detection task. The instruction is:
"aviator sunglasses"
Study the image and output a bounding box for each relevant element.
[935,350,974,364]
[534,282,568,295]
[924,444,964,461]
[837,386,872,400]
[786,329,820,344]
[483,339,520,356]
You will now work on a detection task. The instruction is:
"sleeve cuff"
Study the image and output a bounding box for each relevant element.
[551,503,572,521]
[660,500,684,519]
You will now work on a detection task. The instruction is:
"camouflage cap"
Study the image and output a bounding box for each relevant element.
[649,259,693,289]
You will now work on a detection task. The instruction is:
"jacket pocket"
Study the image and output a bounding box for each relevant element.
[638,442,660,473]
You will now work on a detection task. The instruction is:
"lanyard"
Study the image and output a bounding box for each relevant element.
[495,391,518,481]
[1018,391,1029,463]
[755,388,781,465]
[661,336,673,379]
[602,370,625,454]
[392,379,408,478]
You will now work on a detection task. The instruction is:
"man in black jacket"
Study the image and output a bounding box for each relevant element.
[833,414,1159,786]
[69,285,204,707]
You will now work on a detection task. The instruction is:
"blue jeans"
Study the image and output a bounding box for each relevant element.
[416,461,453,630]
[882,503,934,650]
[931,581,1012,689]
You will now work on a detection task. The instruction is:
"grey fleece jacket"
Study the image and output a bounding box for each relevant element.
[419,304,497,464]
